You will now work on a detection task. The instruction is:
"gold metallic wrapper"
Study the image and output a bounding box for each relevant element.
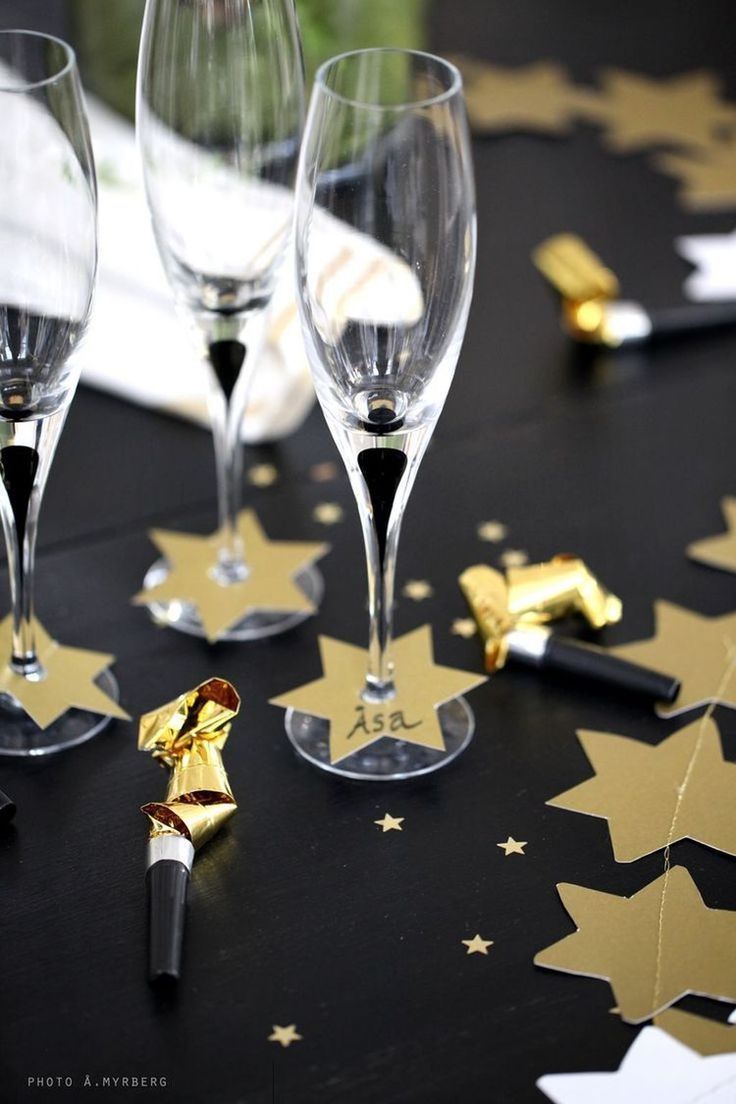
[139,677,239,850]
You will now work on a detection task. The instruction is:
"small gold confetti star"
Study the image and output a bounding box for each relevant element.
[268,1024,302,1048]
[452,618,477,639]
[313,502,344,525]
[609,1006,620,1015]
[374,813,404,832]
[477,520,508,543]
[499,549,529,568]
[462,934,494,955]
[497,836,527,856]
[310,461,339,483]
[402,579,434,601]
[247,463,279,487]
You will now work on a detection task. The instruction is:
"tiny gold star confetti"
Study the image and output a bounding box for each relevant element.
[499,549,529,569]
[374,813,404,832]
[462,934,494,955]
[402,580,434,601]
[310,461,339,483]
[268,1024,302,1048]
[612,601,736,717]
[657,139,736,211]
[497,836,527,856]
[590,69,736,153]
[247,463,279,487]
[477,520,508,543]
[0,617,129,729]
[452,618,477,639]
[271,625,486,765]
[688,498,736,574]
[134,509,328,643]
[312,502,344,525]
[535,866,736,1023]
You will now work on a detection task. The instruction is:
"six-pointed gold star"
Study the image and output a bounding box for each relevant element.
[548,717,736,862]
[612,601,736,717]
[455,58,600,135]
[247,463,279,487]
[477,520,508,543]
[374,813,404,832]
[592,69,736,152]
[312,502,344,525]
[535,865,736,1023]
[402,580,434,602]
[270,625,486,765]
[688,497,736,574]
[134,509,328,643]
[0,617,129,729]
[462,934,494,955]
[658,139,736,210]
[452,618,477,639]
[497,836,527,856]
[268,1024,302,1048]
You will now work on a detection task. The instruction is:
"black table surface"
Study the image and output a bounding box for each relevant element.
[3,1,736,1101]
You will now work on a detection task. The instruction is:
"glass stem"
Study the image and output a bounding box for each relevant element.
[361,507,401,702]
[0,409,67,677]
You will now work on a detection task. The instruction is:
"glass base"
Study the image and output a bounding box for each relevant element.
[284,696,475,780]
[141,558,324,642]
[0,669,120,757]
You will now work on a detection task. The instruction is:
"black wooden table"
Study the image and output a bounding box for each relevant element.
[2,1,736,1101]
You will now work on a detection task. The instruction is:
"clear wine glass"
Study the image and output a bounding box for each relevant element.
[0,30,117,755]
[288,48,477,779]
[136,0,318,641]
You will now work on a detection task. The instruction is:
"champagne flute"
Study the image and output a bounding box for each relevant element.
[288,48,477,779]
[0,30,117,755]
[136,0,318,641]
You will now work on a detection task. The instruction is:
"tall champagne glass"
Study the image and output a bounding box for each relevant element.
[0,31,115,755]
[289,49,477,779]
[136,0,317,641]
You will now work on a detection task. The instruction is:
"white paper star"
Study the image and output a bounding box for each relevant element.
[677,228,736,301]
[538,1026,736,1103]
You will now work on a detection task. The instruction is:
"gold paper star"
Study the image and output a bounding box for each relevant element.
[535,866,736,1023]
[497,836,527,856]
[688,498,736,574]
[452,618,477,639]
[247,463,279,487]
[477,520,508,543]
[658,139,736,210]
[592,70,736,152]
[655,1008,736,1055]
[612,601,736,717]
[0,617,129,730]
[134,509,328,644]
[499,549,529,569]
[374,813,404,832]
[548,718,736,862]
[270,625,486,765]
[402,580,434,601]
[455,57,600,135]
[309,462,339,483]
[312,502,344,525]
[462,934,494,955]
[268,1024,302,1048]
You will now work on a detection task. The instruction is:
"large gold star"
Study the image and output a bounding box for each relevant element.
[268,1024,302,1048]
[270,625,486,765]
[548,717,736,862]
[592,69,736,152]
[658,139,736,210]
[688,498,736,574]
[535,866,736,1023]
[134,510,328,644]
[612,601,736,717]
[0,617,129,729]
[454,58,599,135]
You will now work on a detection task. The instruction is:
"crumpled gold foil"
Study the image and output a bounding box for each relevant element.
[459,555,622,671]
[139,677,239,850]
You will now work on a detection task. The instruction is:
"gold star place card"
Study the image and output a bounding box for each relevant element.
[0,617,129,729]
[270,625,486,765]
[134,509,328,644]
[655,1008,736,1055]
[612,601,736,717]
[548,717,736,862]
[535,866,736,1023]
[688,498,736,574]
